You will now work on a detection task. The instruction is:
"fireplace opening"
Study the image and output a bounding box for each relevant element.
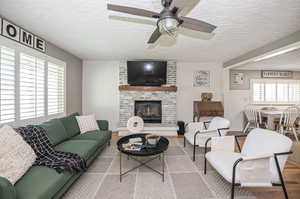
[134,100,162,123]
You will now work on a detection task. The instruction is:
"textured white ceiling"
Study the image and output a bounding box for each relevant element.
[0,0,300,62]
[236,49,300,71]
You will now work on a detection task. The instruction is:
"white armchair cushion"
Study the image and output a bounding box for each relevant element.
[211,136,235,152]
[206,151,278,184]
[206,151,242,182]
[185,129,219,147]
[186,122,204,133]
[238,155,272,187]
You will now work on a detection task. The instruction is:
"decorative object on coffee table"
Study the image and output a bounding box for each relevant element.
[127,116,144,134]
[117,133,169,182]
[145,134,161,146]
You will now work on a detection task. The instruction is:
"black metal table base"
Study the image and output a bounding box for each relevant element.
[119,152,165,182]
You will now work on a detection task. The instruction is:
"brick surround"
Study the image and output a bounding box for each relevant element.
[119,61,177,127]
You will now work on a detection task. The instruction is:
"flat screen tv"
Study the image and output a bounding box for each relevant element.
[127,61,167,86]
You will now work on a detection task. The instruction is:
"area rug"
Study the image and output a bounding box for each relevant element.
[62,137,256,199]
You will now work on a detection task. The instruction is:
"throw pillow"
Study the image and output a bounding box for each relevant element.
[76,114,99,134]
[0,125,37,184]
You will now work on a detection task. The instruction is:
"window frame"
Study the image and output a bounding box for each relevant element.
[250,78,300,105]
[0,37,66,126]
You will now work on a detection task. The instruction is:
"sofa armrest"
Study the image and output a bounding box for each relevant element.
[97,120,109,131]
[0,177,17,199]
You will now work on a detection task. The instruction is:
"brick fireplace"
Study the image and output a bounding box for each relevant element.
[119,61,177,127]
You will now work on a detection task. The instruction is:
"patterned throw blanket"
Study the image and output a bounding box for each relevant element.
[16,125,87,173]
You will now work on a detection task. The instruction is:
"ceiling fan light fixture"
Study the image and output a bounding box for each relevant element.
[157,17,179,35]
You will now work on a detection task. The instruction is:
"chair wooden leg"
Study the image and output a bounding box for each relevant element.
[243,122,250,134]
[279,126,283,134]
[292,127,299,142]
[183,136,186,147]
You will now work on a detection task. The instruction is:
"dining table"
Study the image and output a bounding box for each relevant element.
[259,110,283,130]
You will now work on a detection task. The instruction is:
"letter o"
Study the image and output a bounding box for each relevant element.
[6,24,17,37]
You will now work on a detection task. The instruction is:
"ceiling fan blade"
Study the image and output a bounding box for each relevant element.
[107,4,159,18]
[180,17,216,33]
[147,29,162,44]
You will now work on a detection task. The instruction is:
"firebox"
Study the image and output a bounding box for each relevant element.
[134,100,162,123]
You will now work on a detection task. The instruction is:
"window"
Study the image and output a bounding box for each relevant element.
[0,40,66,125]
[251,79,300,104]
[20,53,45,120]
[0,46,15,123]
[47,62,65,115]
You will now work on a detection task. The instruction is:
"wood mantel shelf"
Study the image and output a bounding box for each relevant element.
[119,85,177,92]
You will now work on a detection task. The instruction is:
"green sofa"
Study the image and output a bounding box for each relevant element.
[0,113,112,199]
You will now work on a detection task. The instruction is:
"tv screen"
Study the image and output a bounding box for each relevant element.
[127,61,167,86]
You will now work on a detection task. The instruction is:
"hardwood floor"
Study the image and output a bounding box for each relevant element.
[247,160,300,199]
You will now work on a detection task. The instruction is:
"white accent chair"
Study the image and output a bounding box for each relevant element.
[184,117,230,161]
[204,128,293,199]
[278,106,299,142]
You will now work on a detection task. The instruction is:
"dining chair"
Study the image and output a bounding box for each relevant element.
[243,106,263,133]
[278,106,299,142]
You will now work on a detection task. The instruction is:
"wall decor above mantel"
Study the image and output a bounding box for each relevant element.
[0,16,46,53]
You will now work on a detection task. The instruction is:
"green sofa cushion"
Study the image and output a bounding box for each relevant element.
[0,176,16,199]
[59,113,80,137]
[39,119,69,146]
[14,166,73,199]
[72,130,112,146]
[96,120,109,131]
[54,140,99,160]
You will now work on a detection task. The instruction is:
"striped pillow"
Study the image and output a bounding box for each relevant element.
[76,114,99,134]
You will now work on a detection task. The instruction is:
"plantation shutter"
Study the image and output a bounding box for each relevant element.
[19,53,45,120]
[0,46,16,123]
[47,62,65,115]
[251,79,300,104]
[252,80,265,103]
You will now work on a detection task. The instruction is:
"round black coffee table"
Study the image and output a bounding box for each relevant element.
[117,133,169,182]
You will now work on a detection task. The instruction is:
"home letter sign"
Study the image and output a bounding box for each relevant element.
[0,17,46,53]
[0,17,2,35]
[20,29,34,48]
[2,19,20,41]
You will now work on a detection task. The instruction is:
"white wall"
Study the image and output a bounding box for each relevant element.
[82,61,224,130]
[82,61,119,131]
[176,62,224,122]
